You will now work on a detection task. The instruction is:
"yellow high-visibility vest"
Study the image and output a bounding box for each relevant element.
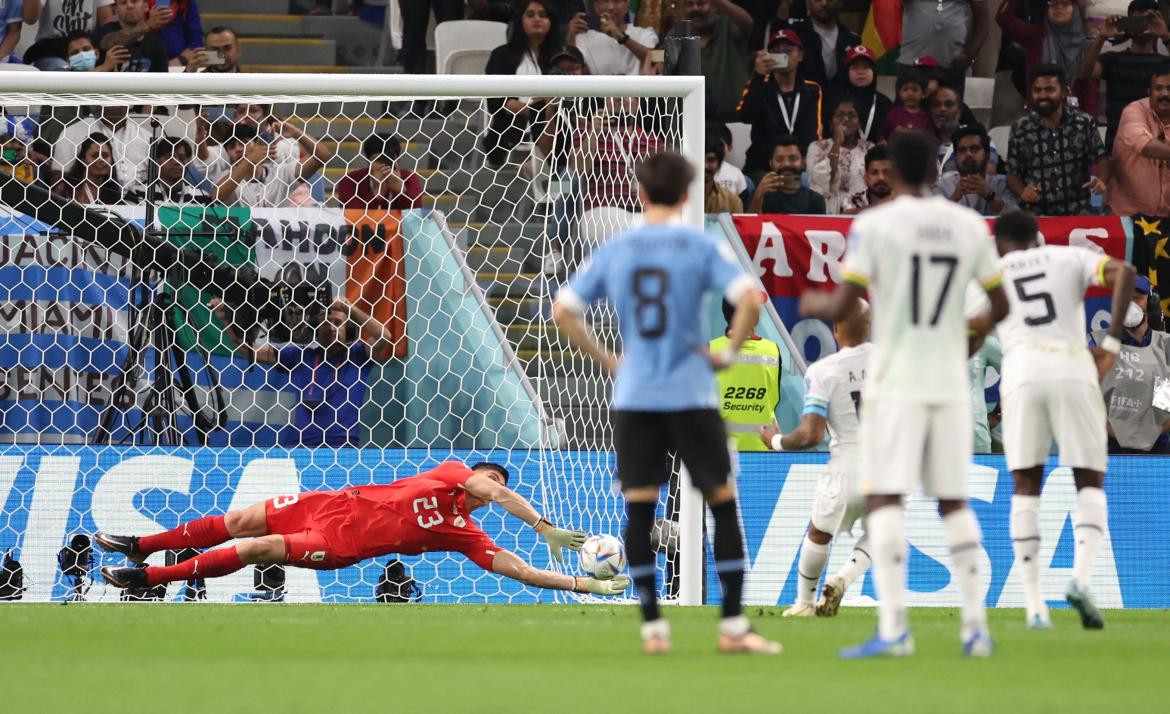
[709,335,781,452]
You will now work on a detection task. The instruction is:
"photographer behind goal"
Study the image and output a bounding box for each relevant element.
[209,295,395,448]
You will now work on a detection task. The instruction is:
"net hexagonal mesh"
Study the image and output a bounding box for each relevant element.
[0,77,700,603]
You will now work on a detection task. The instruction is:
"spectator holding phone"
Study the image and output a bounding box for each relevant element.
[211,122,333,208]
[1081,0,1170,152]
[65,29,129,70]
[148,0,203,66]
[748,135,826,214]
[94,0,169,72]
[566,0,657,76]
[934,123,1014,215]
[738,30,824,180]
[186,24,239,72]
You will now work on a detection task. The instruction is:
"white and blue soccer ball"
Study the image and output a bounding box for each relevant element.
[579,534,626,580]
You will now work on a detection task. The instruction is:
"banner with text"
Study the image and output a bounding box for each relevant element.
[731,214,1133,364]
[0,446,1164,607]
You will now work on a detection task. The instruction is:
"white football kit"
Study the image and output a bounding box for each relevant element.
[841,196,1002,499]
[802,343,872,534]
[997,244,1110,472]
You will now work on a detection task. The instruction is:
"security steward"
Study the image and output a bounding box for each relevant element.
[709,298,781,452]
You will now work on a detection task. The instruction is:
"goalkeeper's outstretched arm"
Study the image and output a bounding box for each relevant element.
[464,473,587,563]
[490,549,628,595]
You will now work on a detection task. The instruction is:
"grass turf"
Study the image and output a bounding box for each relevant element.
[1,604,1166,713]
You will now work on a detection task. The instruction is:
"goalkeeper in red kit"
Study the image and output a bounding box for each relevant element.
[96,461,628,596]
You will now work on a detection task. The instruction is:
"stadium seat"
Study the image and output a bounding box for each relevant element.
[965,77,996,127]
[0,64,38,71]
[989,124,1011,162]
[435,20,507,75]
[725,122,751,170]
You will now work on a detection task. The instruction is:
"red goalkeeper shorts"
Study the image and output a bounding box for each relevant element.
[263,491,362,570]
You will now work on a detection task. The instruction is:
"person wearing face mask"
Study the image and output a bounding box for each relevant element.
[65,29,128,70]
[996,0,1098,119]
[806,96,872,214]
[1006,63,1108,216]
[748,135,826,214]
[1091,275,1170,454]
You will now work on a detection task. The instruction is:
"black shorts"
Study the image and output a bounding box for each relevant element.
[612,409,732,493]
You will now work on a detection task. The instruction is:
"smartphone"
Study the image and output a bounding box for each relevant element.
[584,11,602,31]
[771,53,790,70]
[1117,15,1150,36]
[650,49,665,64]
[202,48,226,66]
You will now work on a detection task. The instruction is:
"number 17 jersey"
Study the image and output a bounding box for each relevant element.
[841,195,1002,404]
[559,223,753,411]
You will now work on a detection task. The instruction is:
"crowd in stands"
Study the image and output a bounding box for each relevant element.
[2,0,1169,224]
[5,0,1170,452]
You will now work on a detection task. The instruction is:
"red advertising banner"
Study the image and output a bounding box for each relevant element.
[730,214,1132,362]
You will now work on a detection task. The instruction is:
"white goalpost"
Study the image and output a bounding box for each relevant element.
[0,71,709,605]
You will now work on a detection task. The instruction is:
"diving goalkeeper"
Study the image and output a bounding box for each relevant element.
[96,461,627,596]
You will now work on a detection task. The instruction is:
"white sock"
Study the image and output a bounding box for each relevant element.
[833,534,872,590]
[796,536,829,604]
[868,504,908,641]
[1010,495,1044,618]
[1074,487,1108,590]
[944,508,988,639]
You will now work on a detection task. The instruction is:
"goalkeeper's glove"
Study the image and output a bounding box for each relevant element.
[534,518,586,563]
[576,575,630,596]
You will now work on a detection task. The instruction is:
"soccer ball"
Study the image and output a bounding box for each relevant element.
[579,534,626,580]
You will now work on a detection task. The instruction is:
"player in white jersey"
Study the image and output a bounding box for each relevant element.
[993,210,1135,631]
[759,301,874,618]
[800,132,1010,659]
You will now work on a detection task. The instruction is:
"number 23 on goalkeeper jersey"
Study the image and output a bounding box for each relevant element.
[557,224,755,411]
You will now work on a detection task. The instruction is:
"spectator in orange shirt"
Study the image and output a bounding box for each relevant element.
[335,133,423,211]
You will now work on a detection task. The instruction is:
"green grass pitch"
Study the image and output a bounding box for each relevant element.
[2,604,1166,713]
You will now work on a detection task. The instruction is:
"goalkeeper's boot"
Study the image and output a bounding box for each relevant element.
[816,575,846,617]
[640,619,672,655]
[1065,579,1105,630]
[781,602,816,617]
[100,566,147,590]
[717,616,782,655]
[839,630,914,659]
[94,532,146,564]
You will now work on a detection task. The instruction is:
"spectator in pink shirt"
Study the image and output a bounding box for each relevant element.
[1109,65,1170,218]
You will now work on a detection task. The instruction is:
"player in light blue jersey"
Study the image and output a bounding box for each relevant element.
[553,150,780,656]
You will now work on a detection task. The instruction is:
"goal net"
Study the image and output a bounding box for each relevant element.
[0,72,707,604]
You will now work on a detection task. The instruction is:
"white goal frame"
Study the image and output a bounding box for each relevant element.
[0,71,709,606]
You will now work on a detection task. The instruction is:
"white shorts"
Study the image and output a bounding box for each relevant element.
[1001,379,1107,472]
[811,463,865,536]
[859,398,972,500]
